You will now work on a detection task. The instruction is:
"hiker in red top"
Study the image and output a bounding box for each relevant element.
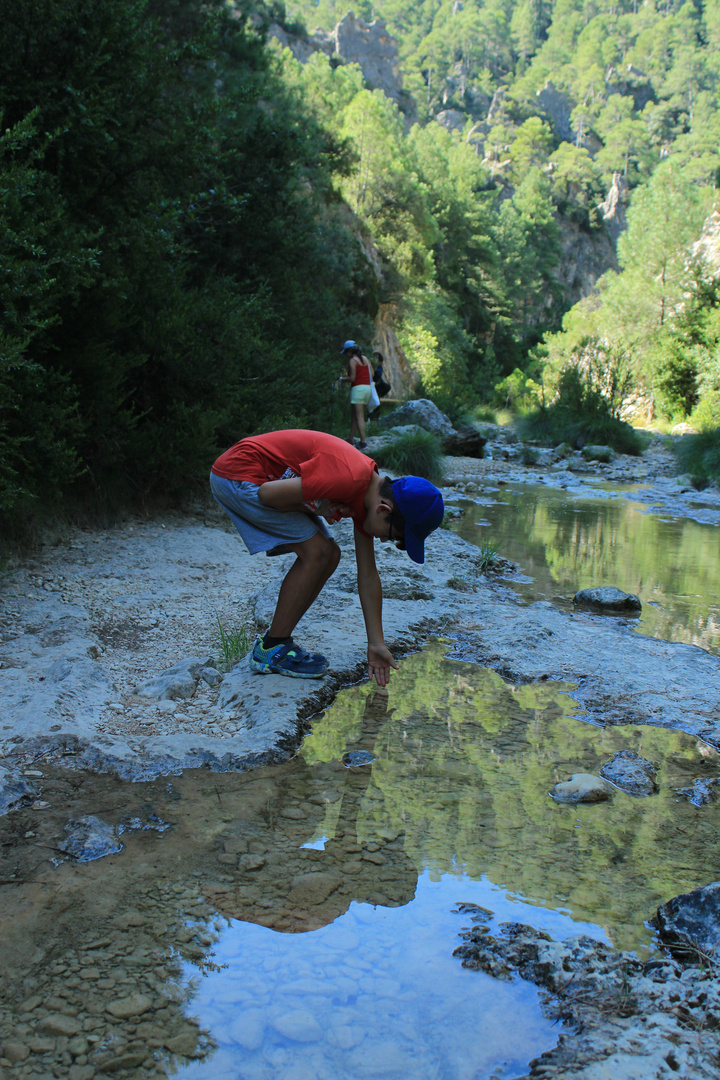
[210,430,444,686]
[337,340,373,449]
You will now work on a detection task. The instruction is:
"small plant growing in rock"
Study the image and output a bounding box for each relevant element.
[477,540,500,571]
[447,574,475,592]
[520,444,540,465]
[216,617,251,671]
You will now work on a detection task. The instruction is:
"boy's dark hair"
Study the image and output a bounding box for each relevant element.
[379,476,406,550]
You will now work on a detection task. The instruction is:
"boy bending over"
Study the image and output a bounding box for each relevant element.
[210,430,444,686]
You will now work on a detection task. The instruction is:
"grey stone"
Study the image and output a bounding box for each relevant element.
[134,655,213,701]
[229,1009,266,1051]
[200,666,223,687]
[60,816,123,862]
[135,672,196,701]
[288,870,343,907]
[106,992,153,1019]
[443,425,487,458]
[598,172,628,245]
[272,1009,323,1043]
[0,764,38,816]
[599,749,658,796]
[1,1042,29,1063]
[164,1032,198,1056]
[549,773,613,804]
[377,399,455,438]
[655,881,720,959]
[678,777,719,806]
[436,109,466,132]
[38,1015,81,1037]
[536,80,574,142]
[574,587,642,613]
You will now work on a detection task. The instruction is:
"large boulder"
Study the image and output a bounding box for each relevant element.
[443,425,487,458]
[377,399,455,438]
[655,882,720,959]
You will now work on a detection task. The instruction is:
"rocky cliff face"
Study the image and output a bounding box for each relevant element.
[692,207,720,278]
[372,304,422,401]
[554,216,618,308]
[269,15,627,373]
[269,13,405,106]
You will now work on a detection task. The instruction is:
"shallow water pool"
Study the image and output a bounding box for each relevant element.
[449,481,720,654]
[1,643,718,1078]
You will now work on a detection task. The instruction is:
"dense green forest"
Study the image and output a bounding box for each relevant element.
[2,0,719,534]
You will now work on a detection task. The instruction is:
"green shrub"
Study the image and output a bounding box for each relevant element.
[673,428,720,486]
[517,367,645,456]
[519,445,540,465]
[371,430,445,485]
[689,392,720,433]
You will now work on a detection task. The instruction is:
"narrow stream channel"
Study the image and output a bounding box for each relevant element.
[449,481,720,654]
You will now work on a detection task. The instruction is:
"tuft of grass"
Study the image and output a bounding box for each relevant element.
[371,429,445,485]
[477,539,500,572]
[216,616,251,671]
[673,427,720,486]
[447,573,475,592]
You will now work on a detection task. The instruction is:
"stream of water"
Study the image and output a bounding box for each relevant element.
[449,480,720,654]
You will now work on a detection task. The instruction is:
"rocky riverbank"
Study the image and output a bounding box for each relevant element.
[1,436,720,1078]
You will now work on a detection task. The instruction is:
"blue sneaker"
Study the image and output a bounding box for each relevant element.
[249,636,329,679]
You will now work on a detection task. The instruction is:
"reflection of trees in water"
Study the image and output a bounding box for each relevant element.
[454,490,720,653]
[304,642,720,952]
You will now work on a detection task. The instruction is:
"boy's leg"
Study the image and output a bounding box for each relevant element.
[269,531,341,638]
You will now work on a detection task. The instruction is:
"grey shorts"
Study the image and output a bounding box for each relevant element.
[210,473,330,556]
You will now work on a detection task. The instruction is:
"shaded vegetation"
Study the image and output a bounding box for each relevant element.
[674,428,720,486]
[370,430,446,484]
[4,0,720,541]
[518,367,645,454]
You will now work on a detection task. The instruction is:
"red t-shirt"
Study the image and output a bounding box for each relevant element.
[211,430,377,533]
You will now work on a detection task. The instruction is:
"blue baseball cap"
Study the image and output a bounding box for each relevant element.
[392,477,445,564]
[341,340,357,352]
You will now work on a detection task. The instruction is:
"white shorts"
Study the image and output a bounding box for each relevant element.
[350,384,372,405]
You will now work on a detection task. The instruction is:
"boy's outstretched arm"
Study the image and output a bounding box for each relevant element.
[354,529,399,687]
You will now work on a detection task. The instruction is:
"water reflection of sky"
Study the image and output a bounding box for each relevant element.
[450,482,720,655]
[179,873,576,1080]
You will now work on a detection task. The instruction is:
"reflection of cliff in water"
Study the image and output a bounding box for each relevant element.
[206,690,417,932]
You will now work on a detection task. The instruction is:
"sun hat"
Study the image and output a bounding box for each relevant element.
[392,477,445,564]
[341,340,358,352]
